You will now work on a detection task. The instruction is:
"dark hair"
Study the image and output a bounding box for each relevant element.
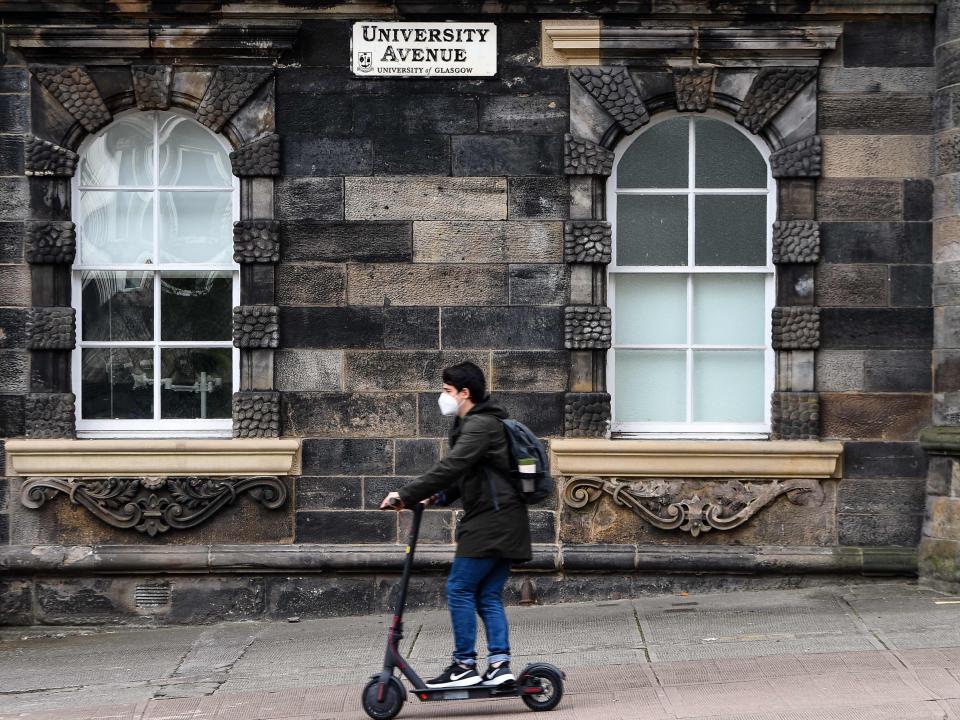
[442,361,487,403]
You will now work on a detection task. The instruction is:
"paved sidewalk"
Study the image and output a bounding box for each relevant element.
[4,582,960,719]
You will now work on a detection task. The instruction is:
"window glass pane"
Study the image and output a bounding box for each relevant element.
[693,350,765,422]
[78,113,154,187]
[78,191,154,264]
[614,274,687,345]
[695,118,767,189]
[617,117,688,189]
[693,274,766,346]
[614,349,686,422]
[81,271,153,341]
[158,191,233,264]
[694,195,766,266]
[616,195,688,266]
[161,272,232,341]
[158,114,232,187]
[81,347,153,419]
[160,348,232,420]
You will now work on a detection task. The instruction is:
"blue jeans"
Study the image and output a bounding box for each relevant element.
[446,556,512,666]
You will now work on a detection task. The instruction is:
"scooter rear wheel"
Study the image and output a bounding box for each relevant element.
[520,666,564,712]
[361,676,405,720]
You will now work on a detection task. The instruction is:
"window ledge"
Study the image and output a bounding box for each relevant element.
[4,438,301,477]
[550,439,843,479]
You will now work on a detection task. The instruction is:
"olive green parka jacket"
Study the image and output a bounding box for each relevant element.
[397,398,532,562]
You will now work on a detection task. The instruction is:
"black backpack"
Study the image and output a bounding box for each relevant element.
[496,418,554,505]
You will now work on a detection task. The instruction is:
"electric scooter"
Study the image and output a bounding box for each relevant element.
[361,500,565,719]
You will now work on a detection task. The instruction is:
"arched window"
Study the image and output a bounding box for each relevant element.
[608,113,775,437]
[72,110,239,437]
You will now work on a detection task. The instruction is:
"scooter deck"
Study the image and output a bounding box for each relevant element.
[410,682,528,702]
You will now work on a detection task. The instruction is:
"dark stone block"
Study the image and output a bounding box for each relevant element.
[166,578,266,624]
[399,508,454,544]
[935,350,960,392]
[820,223,931,264]
[301,438,393,476]
[362,476,416,509]
[0,395,23,436]
[283,133,372,176]
[838,478,925,515]
[820,308,932,349]
[345,350,484,392]
[0,177,29,220]
[491,350,568,392]
[296,510,397,543]
[441,306,564,350]
[277,92,353,134]
[816,179,902,222]
[508,177,569,219]
[0,68,28,93]
[891,265,932,307]
[0,308,26,349]
[296,476,362,510]
[354,95,477,135]
[940,37,960,88]
[843,20,933,67]
[864,350,931,392]
[275,177,343,221]
[283,392,417,437]
[479,96,568,133]
[818,95,931,134]
[281,221,411,263]
[267,576,378,618]
[279,307,439,349]
[452,135,562,176]
[35,578,127,623]
[27,177,68,221]
[418,391,563,438]
[904,180,933,221]
[778,179,816,221]
[777,265,815,306]
[0,222,22,262]
[0,514,7,545]
[0,94,27,133]
[395,438,442,475]
[241,263,277,306]
[0,480,6,510]
[297,20,351,67]
[373,134,451,175]
[529,510,556,543]
[0,579,33,625]
[562,545,636,572]
[509,264,566,305]
[0,136,23,175]
[838,513,922,547]
[843,441,928,478]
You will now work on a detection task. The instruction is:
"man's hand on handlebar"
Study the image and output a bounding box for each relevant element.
[380,492,404,510]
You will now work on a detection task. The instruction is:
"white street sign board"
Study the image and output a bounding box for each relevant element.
[351,22,497,77]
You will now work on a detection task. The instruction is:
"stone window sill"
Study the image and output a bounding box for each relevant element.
[4,438,301,477]
[550,439,843,479]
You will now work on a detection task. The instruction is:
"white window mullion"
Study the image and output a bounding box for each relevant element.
[686,117,696,424]
[152,111,162,422]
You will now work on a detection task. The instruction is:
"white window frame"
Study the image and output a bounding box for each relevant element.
[607,110,776,439]
[71,108,241,439]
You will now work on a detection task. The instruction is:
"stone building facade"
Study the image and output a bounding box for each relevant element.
[0,0,954,624]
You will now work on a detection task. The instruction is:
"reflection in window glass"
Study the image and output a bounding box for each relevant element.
[160,348,232,420]
[616,195,688,266]
[81,271,153,342]
[694,195,767,266]
[78,113,154,187]
[695,118,767,189]
[81,348,154,419]
[617,117,688,189]
[158,114,232,187]
[78,191,154,264]
[158,191,233,264]
[161,272,232,341]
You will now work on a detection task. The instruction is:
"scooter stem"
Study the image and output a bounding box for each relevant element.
[392,502,424,621]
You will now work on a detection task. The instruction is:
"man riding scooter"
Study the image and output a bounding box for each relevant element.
[380,361,532,690]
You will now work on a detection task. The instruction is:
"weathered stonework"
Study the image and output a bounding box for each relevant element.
[772,307,820,350]
[24,136,77,177]
[232,391,281,438]
[25,221,76,264]
[564,134,613,176]
[673,68,716,112]
[570,66,649,133]
[24,392,75,439]
[231,133,281,177]
[233,306,279,348]
[771,136,822,178]
[771,391,820,440]
[564,392,611,438]
[772,221,820,264]
[196,66,274,133]
[30,64,111,133]
[233,219,280,264]
[737,68,817,134]
[564,221,611,264]
[564,306,612,350]
[131,65,172,110]
[26,308,75,350]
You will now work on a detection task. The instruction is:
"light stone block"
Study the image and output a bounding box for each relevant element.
[275,350,343,392]
[0,264,30,306]
[935,216,960,263]
[412,221,562,263]
[345,176,507,221]
[815,350,865,392]
[346,264,508,306]
[822,135,932,179]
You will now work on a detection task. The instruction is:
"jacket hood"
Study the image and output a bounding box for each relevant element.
[466,396,509,420]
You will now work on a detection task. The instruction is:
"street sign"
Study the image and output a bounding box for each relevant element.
[351,22,497,77]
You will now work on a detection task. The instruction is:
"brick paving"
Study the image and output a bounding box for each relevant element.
[4,583,960,719]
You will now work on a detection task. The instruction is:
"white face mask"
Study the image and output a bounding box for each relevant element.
[438,392,461,416]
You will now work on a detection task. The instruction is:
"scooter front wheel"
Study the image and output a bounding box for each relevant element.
[361,676,405,720]
[520,666,564,712]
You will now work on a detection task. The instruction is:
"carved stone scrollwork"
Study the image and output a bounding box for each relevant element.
[571,66,649,133]
[24,136,77,177]
[564,134,614,176]
[196,66,274,132]
[563,475,825,537]
[773,220,820,264]
[737,67,817,134]
[25,220,76,263]
[771,135,822,178]
[673,68,716,112]
[20,476,288,537]
[233,219,280,263]
[131,65,172,110]
[31,64,112,133]
[564,221,612,264]
[232,305,279,348]
[230,133,281,177]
